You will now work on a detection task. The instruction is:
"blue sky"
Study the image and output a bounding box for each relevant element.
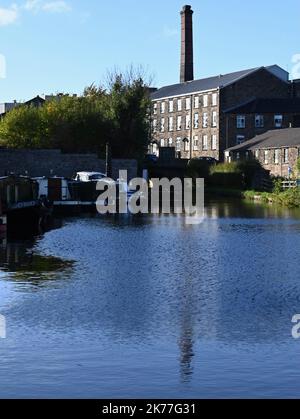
[0,0,300,102]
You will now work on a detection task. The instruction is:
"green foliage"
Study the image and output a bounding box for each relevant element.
[210,162,240,174]
[297,158,300,174]
[272,177,284,194]
[0,71,151,160]
[186,159,211,179]
[244,187,300,208]
[209,160,263,190]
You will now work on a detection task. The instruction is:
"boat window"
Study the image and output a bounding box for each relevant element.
[88,174,105,181]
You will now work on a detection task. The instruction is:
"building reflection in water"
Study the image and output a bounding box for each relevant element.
[178,285,195,383]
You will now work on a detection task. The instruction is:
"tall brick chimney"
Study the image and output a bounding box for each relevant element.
[180,5,194,83]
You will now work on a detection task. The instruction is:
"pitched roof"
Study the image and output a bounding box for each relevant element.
[224,98,300,114]
[226,128,300,152]
[151,65,289,100]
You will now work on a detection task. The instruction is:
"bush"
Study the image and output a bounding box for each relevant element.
[209,160,264,190]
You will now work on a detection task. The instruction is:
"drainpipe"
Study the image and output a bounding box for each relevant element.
[190,94,193,160]
[226,115,229,150]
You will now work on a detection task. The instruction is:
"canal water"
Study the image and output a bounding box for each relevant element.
[1,199,300,399]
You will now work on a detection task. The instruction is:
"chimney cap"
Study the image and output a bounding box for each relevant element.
[181,5,193,14]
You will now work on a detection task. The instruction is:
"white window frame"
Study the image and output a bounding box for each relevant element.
[193,135,199,151]
[160,118,165,133]
[274,149,280,165]
[264,150,269,164]
[177,116,182,131]
[186,98,191,111]
[153,119,157,132]
[255,114,264,128]
[237,115,246,129]
[161,102,165,114]
[284,148,289,163]
[186,114,191,130]
[169,100,174,113]
[184,138,190,152]
[194,96,199,109]
[153,103,158,115]
[176,138,181,152]
[212,111,217,127]
[203,113,208,128]
[168,138,173,147]
[202,135,208,151]
[274,115,283,128]
[212,134,217,151]
[177,99,182,112]
[203,94,209,108]
[168,116,174,132]
[194,113,199,129]
[212,93,218,107]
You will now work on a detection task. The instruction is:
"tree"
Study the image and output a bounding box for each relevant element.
[0,68,152,160]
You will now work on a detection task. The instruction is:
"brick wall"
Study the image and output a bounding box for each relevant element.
[0,149,138,180]
[219,68,291,158]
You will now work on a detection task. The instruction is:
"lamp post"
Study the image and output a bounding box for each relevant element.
[106,142,112,178]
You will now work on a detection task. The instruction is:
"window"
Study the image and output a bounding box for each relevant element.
[161,102,165,114]
[193,135,199,151]
[194,96,199,109]
[203,135,208,151]
[186,98,191,110]
[274,115,283,128]
[212,135,217,151]
[184,138,190,152]
[255,150,260,160]
[177,116,182,131]
[153,103,158,115]
[255,114,264,128]
[203,94,209,107]
[203,113,208,128]
[160,139,165,147]
[237,115,246,129]
[194,113,199,129]
[152,119,157,132]
[168,116,174,132]
[177,99,182,112]
[168,100,174,113]
[274,149,280,164]
[186,114,191,130]
[176,138,181,152]
[160,118,165,132]
[212,111,217,127]
[236,135,245,145]
[284,148,289,163]
[236,152,240,160]
[264,150,269,164]
[168,138,173,147]
[212,93,218,107]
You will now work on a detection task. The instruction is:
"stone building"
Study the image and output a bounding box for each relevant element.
[150,5,297,162]
[225,128,300,178]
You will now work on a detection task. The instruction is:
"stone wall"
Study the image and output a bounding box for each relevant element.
[0,149,138,180]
